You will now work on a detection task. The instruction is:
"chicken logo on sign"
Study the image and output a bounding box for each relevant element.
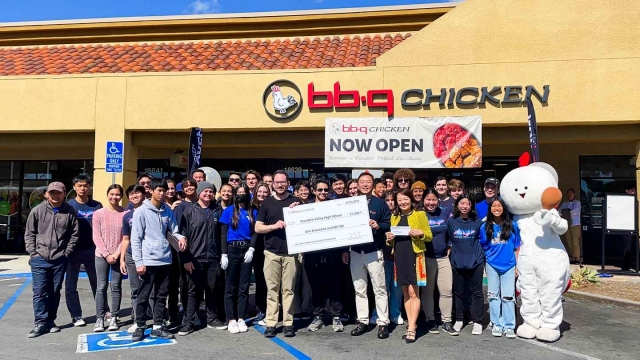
[262,80,303,122]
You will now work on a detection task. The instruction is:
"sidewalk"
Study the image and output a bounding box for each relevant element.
[0,255,31,276]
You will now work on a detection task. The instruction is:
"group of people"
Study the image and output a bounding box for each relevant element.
[25,166,569,343]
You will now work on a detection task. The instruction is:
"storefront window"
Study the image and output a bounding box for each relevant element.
[0,161,22,253]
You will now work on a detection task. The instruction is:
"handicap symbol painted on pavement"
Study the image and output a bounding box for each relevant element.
[76,329,176,353]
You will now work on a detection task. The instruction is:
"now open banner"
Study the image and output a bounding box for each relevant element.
[324,116,483,169]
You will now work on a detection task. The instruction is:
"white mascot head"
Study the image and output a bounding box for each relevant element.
[500,162,561,215]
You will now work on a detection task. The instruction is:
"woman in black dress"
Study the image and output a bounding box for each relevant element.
[385,188,433,343]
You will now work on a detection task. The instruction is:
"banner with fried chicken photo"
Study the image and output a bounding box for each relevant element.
[324,116,482,169]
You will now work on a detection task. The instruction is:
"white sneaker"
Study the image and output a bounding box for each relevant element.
[237,319,248,333]
[395,316,404,325]
[228,320,240,334]
[258,319,267,326]
[127,323,138,334]
[472,323,483,335]
[107,318,119,331]
[94,318,105,332]
[72,317,86,327]
[453,321,463,332]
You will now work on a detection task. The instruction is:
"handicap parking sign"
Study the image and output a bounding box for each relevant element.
[105,141,124,173]
[76,329,176,353]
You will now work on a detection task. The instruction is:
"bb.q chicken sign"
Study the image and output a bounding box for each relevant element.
[262,80,303,121]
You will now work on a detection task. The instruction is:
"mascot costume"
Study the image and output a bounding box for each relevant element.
[500,155,571,342]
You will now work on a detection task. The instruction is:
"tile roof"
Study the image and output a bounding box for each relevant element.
[0,33,410,76]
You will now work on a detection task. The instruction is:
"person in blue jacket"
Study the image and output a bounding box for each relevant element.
[447,193,484,335]
[480,198,520,339]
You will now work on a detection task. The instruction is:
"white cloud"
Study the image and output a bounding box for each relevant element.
[184,0,221,14]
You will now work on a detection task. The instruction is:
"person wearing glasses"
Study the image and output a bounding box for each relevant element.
[393,169,416,191]
[228,172,242,189]
[305,179,345,333]
[137,173,153,199]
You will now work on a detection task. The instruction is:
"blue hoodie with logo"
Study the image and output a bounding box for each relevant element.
[425,207,451,259]
[447,215,484,269]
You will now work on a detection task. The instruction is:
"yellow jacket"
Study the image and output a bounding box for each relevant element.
[390,211,433,253]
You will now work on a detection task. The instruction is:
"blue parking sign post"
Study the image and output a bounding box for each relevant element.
[106,141,124,185]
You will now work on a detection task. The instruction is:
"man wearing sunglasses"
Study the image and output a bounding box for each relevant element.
[26,182,79,338]
[228,172,242,189]
[305,179,345,333]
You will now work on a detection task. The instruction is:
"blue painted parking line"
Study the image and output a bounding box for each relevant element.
[76,329,176,353]
[0,272,90,279]
[254,325,312,360]
[0,278,32,320]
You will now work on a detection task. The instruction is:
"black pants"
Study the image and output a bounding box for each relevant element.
[305,253,342,317]
[252,241,267,314]
[185,261,220,325]
[224,244,253,320]
[136,265,171,327]
[167,248,185,322]
[452,265,484,324]
[214,270,226,321]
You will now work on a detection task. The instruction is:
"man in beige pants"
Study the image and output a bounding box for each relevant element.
[255,171,300,338]
[559,188,582,263]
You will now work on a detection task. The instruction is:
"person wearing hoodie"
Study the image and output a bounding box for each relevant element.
[343,172,392,339]
[130,179,187,342]
[25,181,79,338]
[177,181,222,336]
[447,193,484,335]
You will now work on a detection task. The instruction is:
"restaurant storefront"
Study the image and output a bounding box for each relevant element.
[0,0,639,259]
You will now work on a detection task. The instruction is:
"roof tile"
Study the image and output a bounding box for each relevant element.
[0,33,410,76]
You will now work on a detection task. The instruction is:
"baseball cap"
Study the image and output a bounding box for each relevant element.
[484,177,500,187]
[47,182,66,193]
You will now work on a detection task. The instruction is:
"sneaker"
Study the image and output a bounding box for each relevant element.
[332,317,344,332]
[394,316,405,325]
[489,321,493,328]
[207,319,227,330]
[127,323,139,334]
[72,317,86,327]
[253,312,265,324]
[441,322,459,336]
[94,318,105,332]
[237,319,248,333]
[264,326,276,338]
[284,326,295,337]
[28,324,49,338]
[228,320,240,334]
[505,329,516,339]
[107,318,119,331]
[492,327,503,337]
[151,326,175,339]
[351,322,368,336]
[377,325,389,339]
[428,320,440,334]
[258,319,267,326]
[472,323,483,335]
[307,316,324,332]
[132,327,145,342]
[453,321,463,332]
[178,323,194,336]
[48,322,60,333]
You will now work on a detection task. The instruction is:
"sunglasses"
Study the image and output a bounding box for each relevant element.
[398,178,409,183]
[229,178,241,182]
[316,188,329,193]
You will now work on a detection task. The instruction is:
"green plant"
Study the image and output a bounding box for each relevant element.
[571,267,600,288]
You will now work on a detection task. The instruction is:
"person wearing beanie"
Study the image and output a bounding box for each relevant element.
[411,181,427,211]
[177,181,223,336]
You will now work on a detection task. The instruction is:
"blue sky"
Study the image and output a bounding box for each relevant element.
[0,0,456,22]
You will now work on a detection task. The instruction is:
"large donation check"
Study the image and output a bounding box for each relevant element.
[283,195,373,254]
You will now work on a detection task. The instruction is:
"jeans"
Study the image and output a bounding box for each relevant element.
[31,255,67,325]
[422,256,453,323]
[224,244,253,320]
[135,265,171,327]
[125,252,153,320]
[167,248,184,322]
[184,261,220,325]
[305,252,343,317]
[65,248,98,319]
[372,261,402,321]
[95,256,123,319]
[452,264,484,324]
[486,263,516,331]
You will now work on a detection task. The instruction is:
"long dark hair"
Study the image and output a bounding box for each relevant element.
[232,182,253,230]
[485,197,512,241]
[392,188,415,216]
[452,193,478,219]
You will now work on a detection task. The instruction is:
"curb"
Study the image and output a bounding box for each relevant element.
[565,289,640,309]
